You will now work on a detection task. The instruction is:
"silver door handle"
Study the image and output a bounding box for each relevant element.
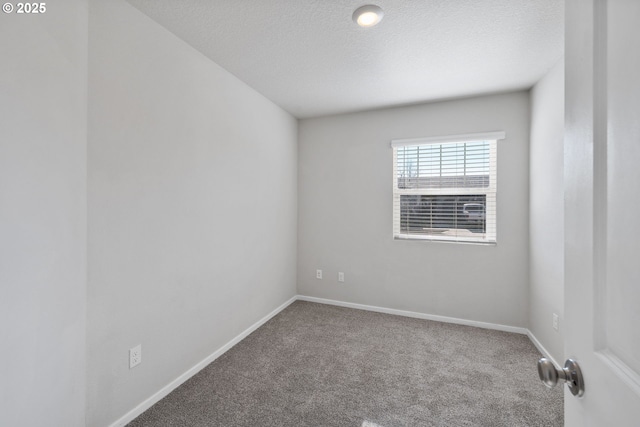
[537,358,585,397]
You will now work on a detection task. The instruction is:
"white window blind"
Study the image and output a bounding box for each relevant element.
[391,132,503,244]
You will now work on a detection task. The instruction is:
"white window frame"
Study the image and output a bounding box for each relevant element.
[391,131,504,244]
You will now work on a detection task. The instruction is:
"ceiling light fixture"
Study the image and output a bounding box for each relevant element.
[352,5,384,28]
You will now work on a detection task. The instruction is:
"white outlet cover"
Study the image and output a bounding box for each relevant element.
[316,269,322,279]
[338,272,345,282]
[130,344,142,369]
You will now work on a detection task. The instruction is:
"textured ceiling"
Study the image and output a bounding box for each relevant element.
[126,0,564,118]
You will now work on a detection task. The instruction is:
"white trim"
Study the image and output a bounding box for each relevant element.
[527,330,560,368]
[108,295,298,427]
[596,350,640,397]
[393,233,497,245]
[297,295,527,335]
[390,131,506,147]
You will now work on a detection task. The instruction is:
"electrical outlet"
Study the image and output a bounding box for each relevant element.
[316,269,322,279]
[338,272,345,282]
[552,313,559,331]
[130,344,142,369]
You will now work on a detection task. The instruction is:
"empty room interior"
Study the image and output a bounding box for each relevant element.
[3,0,640,426]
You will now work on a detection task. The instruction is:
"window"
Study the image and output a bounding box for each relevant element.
[391,132,504,244]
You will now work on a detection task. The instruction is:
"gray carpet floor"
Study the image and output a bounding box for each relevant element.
[128,301,563,426]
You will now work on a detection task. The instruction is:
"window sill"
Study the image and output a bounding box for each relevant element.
[393,233,497,246]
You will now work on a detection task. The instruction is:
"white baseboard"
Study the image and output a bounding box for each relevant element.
[296,295,528,335]
[527,330,559,367]
[108,295,298,427]
[298,295,561,366]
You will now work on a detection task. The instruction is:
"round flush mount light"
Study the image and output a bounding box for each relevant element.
[352,4,384,27]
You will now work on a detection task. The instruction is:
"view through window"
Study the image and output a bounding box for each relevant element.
[392,133,502,243]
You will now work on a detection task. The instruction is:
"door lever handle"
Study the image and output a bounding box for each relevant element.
[537,358,585,397]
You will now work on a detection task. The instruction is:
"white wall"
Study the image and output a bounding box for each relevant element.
[298,92,530,328]
[529,60,565,363]
[0,1,88,425]
[86,1,297,425]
